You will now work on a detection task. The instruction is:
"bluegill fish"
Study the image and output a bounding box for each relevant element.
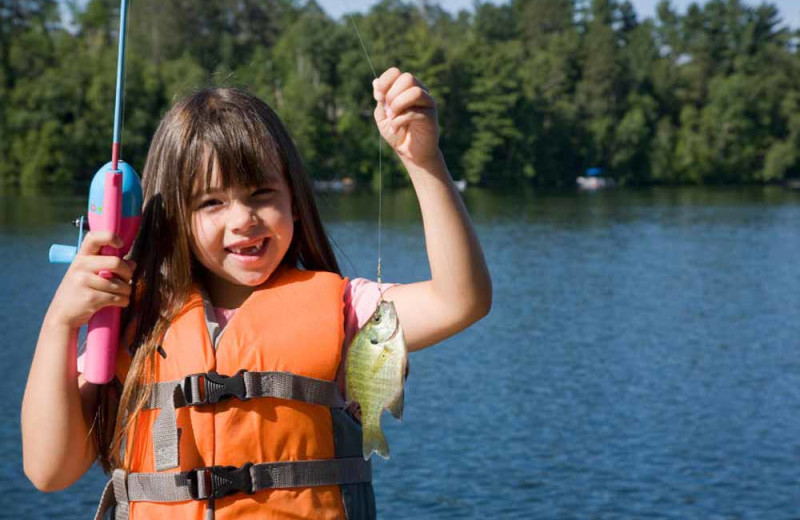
[345,300,408,460]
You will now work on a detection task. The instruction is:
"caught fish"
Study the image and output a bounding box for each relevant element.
[345,300,408,460]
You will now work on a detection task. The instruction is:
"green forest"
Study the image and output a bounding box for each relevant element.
[2,0,800,190]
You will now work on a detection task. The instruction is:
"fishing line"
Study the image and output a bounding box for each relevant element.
[345,13,384,293]
[348,16,378,79]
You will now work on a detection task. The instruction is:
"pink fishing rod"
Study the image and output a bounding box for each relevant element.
[50,0,142,384]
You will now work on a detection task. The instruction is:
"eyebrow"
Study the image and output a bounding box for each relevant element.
[259,173,282,185]
[192,187,224,198]
[192,177,281,197]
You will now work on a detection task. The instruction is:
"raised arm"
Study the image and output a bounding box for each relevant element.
[372,68,492,351]
[22,321,100,491]
[21,232,133,490]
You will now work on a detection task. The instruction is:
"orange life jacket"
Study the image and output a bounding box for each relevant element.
[98,267,375,520]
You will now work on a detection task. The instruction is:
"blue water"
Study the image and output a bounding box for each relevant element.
[2,187,800,519]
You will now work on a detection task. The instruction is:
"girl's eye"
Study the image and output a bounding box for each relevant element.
[198,198,222,209]
[252,187,274,197]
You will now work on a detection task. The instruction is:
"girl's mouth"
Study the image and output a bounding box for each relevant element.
[225,238,267,257]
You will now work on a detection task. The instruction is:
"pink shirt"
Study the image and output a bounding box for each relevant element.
[78,278,394,373]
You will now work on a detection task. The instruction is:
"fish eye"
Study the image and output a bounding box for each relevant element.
[370,339,378,345]
[373,315,381,323]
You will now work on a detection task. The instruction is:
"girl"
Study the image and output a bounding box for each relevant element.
[21,67,491,520]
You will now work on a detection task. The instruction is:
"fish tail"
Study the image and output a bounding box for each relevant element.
[362,420,390,460]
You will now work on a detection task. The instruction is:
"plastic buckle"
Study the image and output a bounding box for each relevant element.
[187,463,254,501]
[181,374,206,406]
[205,370,248,404]
[182,370,248,406]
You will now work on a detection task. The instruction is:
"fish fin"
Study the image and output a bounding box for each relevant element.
[370,348,390,374]
[362,418,390,460]
[387,388,404,421]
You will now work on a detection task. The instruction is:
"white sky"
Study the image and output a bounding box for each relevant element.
[60,1,800,29]
[324,0,800,28]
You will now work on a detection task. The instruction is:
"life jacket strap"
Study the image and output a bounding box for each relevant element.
[97,458,372,519]
[144,371,346,471]
[146,370,346,409]
[92,469,130,520]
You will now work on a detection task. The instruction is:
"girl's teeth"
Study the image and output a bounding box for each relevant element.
[230,240,264,255]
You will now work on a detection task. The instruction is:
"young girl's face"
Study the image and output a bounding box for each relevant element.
[189,162,294,303]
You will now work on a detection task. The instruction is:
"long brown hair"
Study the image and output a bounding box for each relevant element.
[95,88,340,472]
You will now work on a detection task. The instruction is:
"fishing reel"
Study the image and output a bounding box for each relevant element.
[49,160,142,263]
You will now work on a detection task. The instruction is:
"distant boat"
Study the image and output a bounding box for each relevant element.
[453,179,467,192]
[576,168,615,190]
[312,177,355,193]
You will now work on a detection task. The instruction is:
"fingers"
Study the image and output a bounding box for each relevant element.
[86,273,132,299]
[373,68,402,122]
[80,255,136,282]
[56,260,132,324]
[387,108,435,134]
[387,86,435,119]
[374,68,434,122]
[373,67,403,102]
[78,257,134,310]
[78,231,124,256]
[50,234,138,327]
[81,277,132,310]
[374,96,388,123]
[385,72,422,109]
[76,231,136,279]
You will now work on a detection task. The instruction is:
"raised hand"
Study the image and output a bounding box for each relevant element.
[49,231,135,329]
[373,67,440,167]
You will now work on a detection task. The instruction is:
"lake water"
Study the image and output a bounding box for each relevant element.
[1,187,800,519]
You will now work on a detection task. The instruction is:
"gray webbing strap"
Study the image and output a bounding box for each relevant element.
[92,470,133,520]
[127,471,195,503]
[113,468,130,520]
[146,371,345,410]
[122,458,372,503]
[243,372,346,407]
[250,457,371,491]
[92,478,116,520]
[152,384,183,471]
[145,371,344,471]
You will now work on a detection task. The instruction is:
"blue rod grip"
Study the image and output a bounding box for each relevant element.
[49,244,77,264]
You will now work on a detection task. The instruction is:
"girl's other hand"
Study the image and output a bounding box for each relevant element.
[373,67,440,167]
[48,231,136,329]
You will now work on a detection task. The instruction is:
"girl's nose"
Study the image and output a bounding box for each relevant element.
[229,200,258,231]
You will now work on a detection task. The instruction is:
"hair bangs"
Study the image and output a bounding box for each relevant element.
[182,90,286,197]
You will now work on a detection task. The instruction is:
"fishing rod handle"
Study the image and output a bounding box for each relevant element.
[84,168,124,384]
[82,161,142,384]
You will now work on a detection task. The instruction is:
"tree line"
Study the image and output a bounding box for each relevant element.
[2,0,799,190]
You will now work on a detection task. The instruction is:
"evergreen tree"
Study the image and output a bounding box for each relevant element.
[3,0,800,189]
